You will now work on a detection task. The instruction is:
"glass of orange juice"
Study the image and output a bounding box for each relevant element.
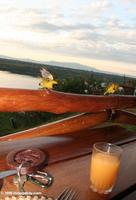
[90,142,123,194]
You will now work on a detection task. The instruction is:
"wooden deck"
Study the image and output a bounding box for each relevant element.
[0,125,136,199]
[0,88,136,199]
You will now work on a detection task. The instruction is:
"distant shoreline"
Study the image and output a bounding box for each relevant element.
[0,58,135,84]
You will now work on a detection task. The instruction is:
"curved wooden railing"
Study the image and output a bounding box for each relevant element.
[0,88,135,113]
[0,88,135,142]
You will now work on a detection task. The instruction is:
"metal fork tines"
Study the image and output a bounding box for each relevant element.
[56,188,77,200]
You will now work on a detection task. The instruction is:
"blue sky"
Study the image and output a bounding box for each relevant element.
[0,0,136,76]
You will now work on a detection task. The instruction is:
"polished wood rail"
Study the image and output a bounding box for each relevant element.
[0,88,135,142]
[0,109,136,142]
[0,111,110,142]
[0,88,135,113]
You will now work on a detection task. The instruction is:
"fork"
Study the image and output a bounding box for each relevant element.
[56,187,78,200]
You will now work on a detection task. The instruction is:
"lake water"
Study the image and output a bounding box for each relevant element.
[0,71,40,89]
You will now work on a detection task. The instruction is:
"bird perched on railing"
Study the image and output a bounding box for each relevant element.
[104,83,119,95]
[39,68,58,89]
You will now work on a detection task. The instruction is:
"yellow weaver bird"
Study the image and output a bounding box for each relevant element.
[39,68,58,89]
[104,83,119,95]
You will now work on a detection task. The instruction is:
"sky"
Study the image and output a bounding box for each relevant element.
[0,0,136,77]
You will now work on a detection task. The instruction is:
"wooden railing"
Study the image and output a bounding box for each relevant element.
[0,88,136,200]
[0,88,135,142]
[0,88,135,113]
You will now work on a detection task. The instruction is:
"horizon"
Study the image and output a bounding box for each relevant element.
[0,0,136,77]
[1,54,136,79]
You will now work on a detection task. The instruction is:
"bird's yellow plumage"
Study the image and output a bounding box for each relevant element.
[39,68,58,89]
[104,83,119,95]
[39,79,58,89]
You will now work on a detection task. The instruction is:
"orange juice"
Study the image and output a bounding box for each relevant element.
[90,152,120,193]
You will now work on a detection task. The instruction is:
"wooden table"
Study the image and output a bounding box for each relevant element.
[0,125,136,200]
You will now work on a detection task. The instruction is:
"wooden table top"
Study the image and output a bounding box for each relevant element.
[0,125,136,200]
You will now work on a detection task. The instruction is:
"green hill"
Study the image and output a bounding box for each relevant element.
[0,57,135,84]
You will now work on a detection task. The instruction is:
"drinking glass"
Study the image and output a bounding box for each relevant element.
[90,142,123,194]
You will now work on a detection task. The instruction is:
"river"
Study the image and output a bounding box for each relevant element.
[0,71,40,89]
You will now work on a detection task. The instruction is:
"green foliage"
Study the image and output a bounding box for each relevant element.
[55,77,105,95]
[56,77,86,94]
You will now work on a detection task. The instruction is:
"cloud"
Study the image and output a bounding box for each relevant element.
[122,0,136,3]
[2,25,135,66]
[31,21,98,32]
[0,7,44,30]
[0,0,135,75]
[85,0,112,13]
[72,0,112,21]
[0,6,17,13]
